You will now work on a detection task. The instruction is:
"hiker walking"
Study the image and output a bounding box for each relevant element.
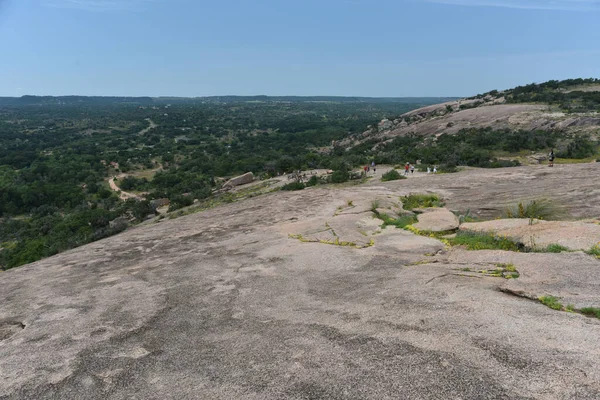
[404,163,410,176]
[548,149,555,167]
[427,166,431,174]
[410,164,415,174]
[433,165,438,174]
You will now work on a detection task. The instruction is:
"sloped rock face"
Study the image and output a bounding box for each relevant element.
[339,101,600,150]
[460,219,600,251]
[413,208,460,232]
[223,172,254,188]
[1,165,600,399]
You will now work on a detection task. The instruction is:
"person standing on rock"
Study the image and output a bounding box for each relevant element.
[548,149,555,167]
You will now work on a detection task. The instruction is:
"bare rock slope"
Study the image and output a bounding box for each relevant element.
[1,162,600,399]
[341,98,600,149]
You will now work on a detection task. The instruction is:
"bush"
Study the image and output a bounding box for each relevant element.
[401,194,444,210]
[503,199,564,220]
[281,181,306,191]
[306,175,319,187]
[331,170,349,184]
[377,213,417,228]
[381,169,405,182]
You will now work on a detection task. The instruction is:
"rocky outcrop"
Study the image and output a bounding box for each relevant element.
[223,172,254,189]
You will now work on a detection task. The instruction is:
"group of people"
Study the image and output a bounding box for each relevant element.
[363,161,377,174]
[403,163,437,175]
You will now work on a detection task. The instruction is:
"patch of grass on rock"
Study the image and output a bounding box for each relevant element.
[539,296,564,311]
[448,231,523,251]
[586,245,600,258]
[580,307,600,319]
[544,244,570,253]
[401,194,444,210]
[379,213,418,229]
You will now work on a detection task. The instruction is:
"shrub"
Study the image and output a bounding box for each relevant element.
[281,181,306,191]
[401,194,444,210]
[503,199,564,220]
[448,231,523,251]
[306,175,319,187]
[381,169,405,182]
[331,170,349,184]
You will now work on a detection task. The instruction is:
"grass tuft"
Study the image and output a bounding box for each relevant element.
[539,296,564,311]
[580,307,600,319]
[378,213,418,229]
[503,199,564,220]
[544,244,570,253]
[586,245,600,258]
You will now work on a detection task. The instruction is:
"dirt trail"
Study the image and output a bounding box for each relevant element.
[137,118,157,136]
[108,174,144,200]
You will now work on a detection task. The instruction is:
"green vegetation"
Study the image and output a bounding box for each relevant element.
[544,244,570,253]
[378,214,418,229]
[539,296,564,311]
[448,231,523,251]
[485,263,520,279]
[381,169,405,182]
[580,307,600,319]
[281,181,306,191]
[306,175,319,187]
[1,97,444,269]
[473,78,600,113]
[506,79,600,113]
[586,245,600,258]
[401,194,444,210]
[504,199,564,220]
[538,295,600,319]
[362,127,592,170]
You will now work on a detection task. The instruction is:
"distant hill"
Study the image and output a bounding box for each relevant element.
[342,78,600,149]
[0,95,458,107]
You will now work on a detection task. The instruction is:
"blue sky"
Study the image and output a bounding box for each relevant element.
[0,0,599,97]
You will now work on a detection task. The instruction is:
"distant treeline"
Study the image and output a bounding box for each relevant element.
[0,95,457,107]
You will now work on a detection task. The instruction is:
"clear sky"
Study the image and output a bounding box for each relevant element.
[1,0,599,97]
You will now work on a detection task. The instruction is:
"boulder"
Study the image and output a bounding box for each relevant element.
[223,172,254,189]
[413,208,459,232]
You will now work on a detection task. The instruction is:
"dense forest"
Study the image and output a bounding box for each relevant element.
[0,97,448,269]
